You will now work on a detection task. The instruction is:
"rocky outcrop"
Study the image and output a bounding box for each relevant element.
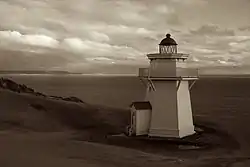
[49,95,84,103]
[0,78,36,94]
[0,78,84,103]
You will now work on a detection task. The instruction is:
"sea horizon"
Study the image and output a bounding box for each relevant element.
[2,73,250,78]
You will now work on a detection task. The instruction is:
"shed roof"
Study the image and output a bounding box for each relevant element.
[130,101,152,110]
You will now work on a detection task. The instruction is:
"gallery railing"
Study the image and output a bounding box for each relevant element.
[139,68,199,78]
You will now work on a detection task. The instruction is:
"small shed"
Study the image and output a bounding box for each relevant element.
[129,101,152,136]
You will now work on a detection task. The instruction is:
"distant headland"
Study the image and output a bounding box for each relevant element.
[0,70,82,75]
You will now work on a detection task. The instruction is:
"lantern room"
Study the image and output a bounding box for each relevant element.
[159,33,178,54]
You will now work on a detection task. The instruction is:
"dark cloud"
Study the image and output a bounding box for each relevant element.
[190,25,235,36]
[239,26,250,31]
[166,14,182,25]
[0,49,72,71]
[228,50,243,55]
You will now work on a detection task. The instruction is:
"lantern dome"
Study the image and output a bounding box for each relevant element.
[159,34,178,46]
[159,34,178,54]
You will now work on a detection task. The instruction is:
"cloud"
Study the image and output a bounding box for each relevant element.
[0,30,143,59]
[190,24,235,36]
[61,38,89,51]
[229,40,250,52]
[192,48,218,54]
[119,12,147,23]
[0,49,71,71]
[170,0,208,5]
[87,24,157,39]
[216,59,237,66]
[0,30,59,48]
[166,14,182,25]
[239,26,250,31]
[85,57,115,65]
[154,5,175,14]
[226,36,250,42]
[0,0,250,73]
[89,31,110,42]
[61,38,144,60]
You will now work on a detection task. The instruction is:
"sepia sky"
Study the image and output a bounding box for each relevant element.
[0,0,250,74]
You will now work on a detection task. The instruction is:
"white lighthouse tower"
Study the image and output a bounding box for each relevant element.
[129,34,199,138]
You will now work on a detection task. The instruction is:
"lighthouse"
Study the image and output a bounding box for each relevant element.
[128,34,199,138]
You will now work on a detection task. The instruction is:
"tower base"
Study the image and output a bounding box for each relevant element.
[146,80,196,139]
[149,126,195,138]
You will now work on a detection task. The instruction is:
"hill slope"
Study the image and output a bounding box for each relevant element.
[0,85,129,134]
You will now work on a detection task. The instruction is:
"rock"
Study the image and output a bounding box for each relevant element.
[34,92,47,97]
[0,77,84,104]
[0,78,21,93]
[49,95,84,103]
[0,78,35,94]
[20,84,35,93]
[63,96,84,103]
[30,103,47,111]
[195,127,204,133]
[49,96,64,100]
[178,145,202,150]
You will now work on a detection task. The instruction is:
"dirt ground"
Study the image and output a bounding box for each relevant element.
[1,78,250,167]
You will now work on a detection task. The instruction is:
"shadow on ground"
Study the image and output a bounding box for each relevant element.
[72,118,240,159]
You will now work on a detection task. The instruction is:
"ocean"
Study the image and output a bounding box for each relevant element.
[1,74,250,113]
[0,74,146,109]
